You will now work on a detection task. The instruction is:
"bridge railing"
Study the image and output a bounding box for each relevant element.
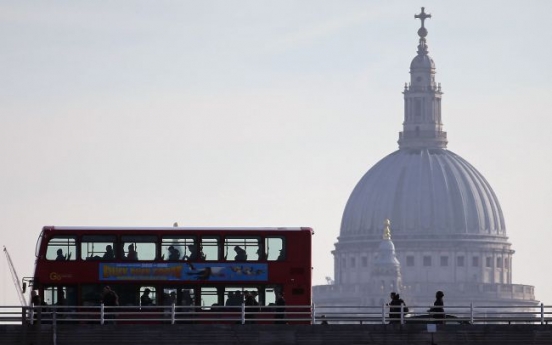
[1,303,550,325]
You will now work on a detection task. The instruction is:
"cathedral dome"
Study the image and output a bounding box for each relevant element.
[314,7,535,311]
[340,148,506,239]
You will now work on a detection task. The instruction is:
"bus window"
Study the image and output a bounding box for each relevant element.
[264,286,280,306]
[139,286,156,307]
[265,237,285,261]
[161,236,195,261]
[46,236,76,261]
[162,288,177,306]
[224,288,244,307]
[224,286,261,306]
[200,237,219,261]
[224,237,260,262]
[44,286,77,309]
[81,235,116,261]
[180,288,195,306]
[161,286,195,306]
[121,235,157,261]
[200,287,220,310]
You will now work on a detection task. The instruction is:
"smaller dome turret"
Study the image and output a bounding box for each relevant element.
[373,220,401,267]
[371,219,403,294]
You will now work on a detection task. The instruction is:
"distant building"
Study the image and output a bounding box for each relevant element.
[313,8,537,311]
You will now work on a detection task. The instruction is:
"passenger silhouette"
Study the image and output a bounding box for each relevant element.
[274,291,286,324]
[429,290,445,323]
[141,288,154,306]
[388,292,407,324]
[56,249,66,261]
[234,246,247,261]
[101,286,119,322]
[103,245,115,260]
[185,244,205,261]
[126,244,138,261]
[167,246,180,261]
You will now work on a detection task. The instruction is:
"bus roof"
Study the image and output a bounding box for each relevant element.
[42,226,313,232]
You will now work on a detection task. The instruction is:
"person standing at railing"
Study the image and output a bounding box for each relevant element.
[274,291,286,324]
[101,286,119,323]
[30,290,46,323]
[429,290,445,324]
[388,292,408,324]
[244,290,259,324]
[140,288,154,307]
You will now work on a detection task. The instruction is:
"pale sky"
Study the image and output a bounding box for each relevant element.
[1,1,551,306]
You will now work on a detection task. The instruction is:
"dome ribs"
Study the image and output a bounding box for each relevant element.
[340,149,509,242]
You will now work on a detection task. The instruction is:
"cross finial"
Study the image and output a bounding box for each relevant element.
[414,7,432,28]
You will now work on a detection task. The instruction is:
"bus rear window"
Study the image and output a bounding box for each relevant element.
[265,237,285,261]
[46,236,76,261]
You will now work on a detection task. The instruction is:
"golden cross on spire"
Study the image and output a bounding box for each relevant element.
[414,7,432,28]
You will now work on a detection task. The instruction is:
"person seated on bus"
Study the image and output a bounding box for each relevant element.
[167,246,180,261]
[234,246,247,261]
[126,244,138,261]
[103,245,115,260]
[277,249,285,261]
[140,288,154,307]
[56,249,67,261]
[184,244,205,261]
[256,248,267,261]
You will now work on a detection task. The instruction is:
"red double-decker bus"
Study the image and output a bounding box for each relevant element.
[30,226,313,323]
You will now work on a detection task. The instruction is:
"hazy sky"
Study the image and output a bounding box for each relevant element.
[1,1,551,306]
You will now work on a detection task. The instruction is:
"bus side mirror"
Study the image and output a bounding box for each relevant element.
[22,282,27,293]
